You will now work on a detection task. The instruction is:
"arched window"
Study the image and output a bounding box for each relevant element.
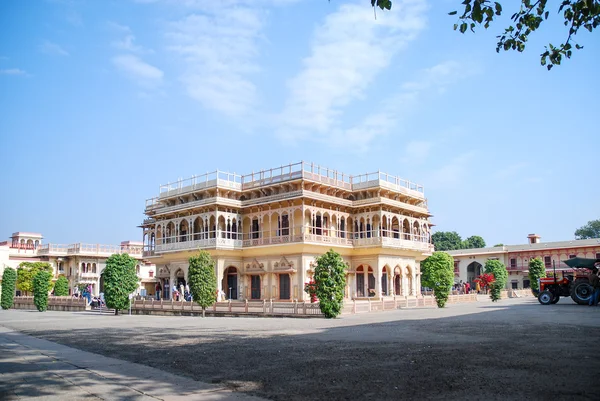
[136,265,140,275]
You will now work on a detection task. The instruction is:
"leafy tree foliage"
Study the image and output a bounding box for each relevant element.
[101,253,139,315]
[463,235,486,249]
[314,249,347,318]
[188,251,217,317]
[53,276,69,296]
[449,1,599,69]
[368,1,599,69]
[33,270,53,312]
[421,252,455,308]
[484,259,508,302]
[1,267,17,309]
[574,219,600,239]
[528,258,546,294]
[493,243,504,247]
[17,262,53,295]
[432,231,464,251]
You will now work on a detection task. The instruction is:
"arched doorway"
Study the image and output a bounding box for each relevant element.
[467,262,483,284]
[175,268,186,289]
[381,266,388,296]
[223,267,238,299]
[356,265,375,297]
[356,266,365,297]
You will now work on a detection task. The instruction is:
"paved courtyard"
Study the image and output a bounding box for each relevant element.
[1,297,600,400]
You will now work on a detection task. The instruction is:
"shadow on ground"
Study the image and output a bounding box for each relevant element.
[6,300,600,401]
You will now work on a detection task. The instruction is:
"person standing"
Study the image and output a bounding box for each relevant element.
[155,282,161,300]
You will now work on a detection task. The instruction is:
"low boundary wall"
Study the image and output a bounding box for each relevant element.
[131,294,478,317]
[12,296,87,311]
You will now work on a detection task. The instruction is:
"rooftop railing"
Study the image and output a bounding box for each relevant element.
[147,161,425,207]
[36,243,142,257]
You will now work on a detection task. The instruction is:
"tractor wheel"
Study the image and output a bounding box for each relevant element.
[550,295,560,304]
[570,279,593,305]
[538,290,554,305]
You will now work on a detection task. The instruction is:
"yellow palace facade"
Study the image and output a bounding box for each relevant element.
[140,162,434,302]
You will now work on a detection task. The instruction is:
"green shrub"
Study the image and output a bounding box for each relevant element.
[33,270,53,312]
[314,249,346,318]
[101,253,139,315]
[528,258,546,295]
[1,267,17,309]
[485,259,508,302]
[53,276,69,296]
[188,251,217,317]
[421,252,455,308]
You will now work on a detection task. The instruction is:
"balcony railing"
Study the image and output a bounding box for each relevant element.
[36,243,143,257]
[507,262,578,272]
[146,228,433,254]
[145,162,426,210]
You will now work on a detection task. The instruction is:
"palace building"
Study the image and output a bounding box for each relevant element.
[0,232,152,297]
[140,162,434,301]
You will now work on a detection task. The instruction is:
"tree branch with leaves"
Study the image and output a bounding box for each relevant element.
[363,1,599,69]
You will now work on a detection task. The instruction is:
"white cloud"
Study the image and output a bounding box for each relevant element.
[39,40,69,56]
[165,6,264,117]
[112,34,153,54]
[0,68,27,75]
[112,54,163,86]
[277,0,428,146]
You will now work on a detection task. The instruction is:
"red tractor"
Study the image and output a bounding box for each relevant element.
[537,257,599,305]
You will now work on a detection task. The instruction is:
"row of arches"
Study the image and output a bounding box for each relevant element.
[354,264,414,298]
[144,209,431,248]
[12,239,40,250]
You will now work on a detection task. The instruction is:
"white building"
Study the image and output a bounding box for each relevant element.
[0,232,154,297]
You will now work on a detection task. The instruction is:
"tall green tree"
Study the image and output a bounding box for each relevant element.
[574,219,600,239]
[421,252,455,308]
[53,276,69,297]
[432,231,463,251]
[16,262,53,295]
[314,249,347,318]
[484,259,508,302]
[493,243,504,247]
[101,253,139,315]
[33,270,53,312]
[463,235,486,249]
[528,258,546,295]
[368,1,600,69]
[1,267,17,309]
[188,251,217,317]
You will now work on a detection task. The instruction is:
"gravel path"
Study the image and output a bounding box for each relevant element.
[1,297,599,400]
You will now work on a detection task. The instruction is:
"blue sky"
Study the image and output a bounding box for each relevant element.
[0,0,598,247]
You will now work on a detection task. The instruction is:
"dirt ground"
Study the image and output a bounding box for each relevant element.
[2,297,600,400]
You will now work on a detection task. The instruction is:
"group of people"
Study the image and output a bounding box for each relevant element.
[154,282,192,302]
[452,281,472,295]
[588,262,600,306]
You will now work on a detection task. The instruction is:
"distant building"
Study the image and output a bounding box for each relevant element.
[0,232,154,297]
[140,161,434,301]
[448,234,600,289]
